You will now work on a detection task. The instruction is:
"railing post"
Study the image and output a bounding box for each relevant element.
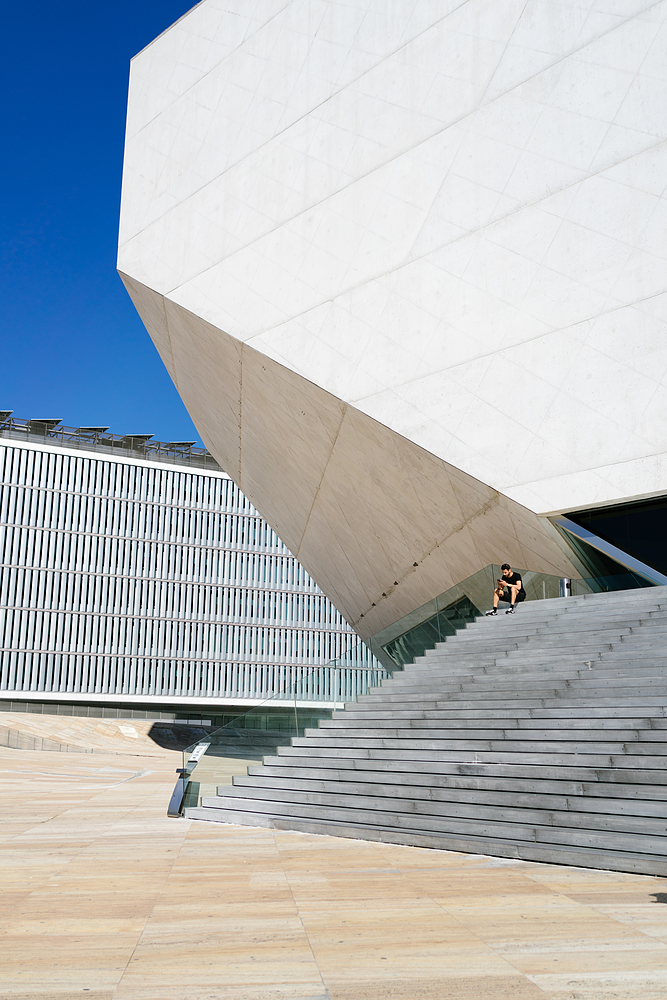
[167,740,210,817]
[293,666,299,736]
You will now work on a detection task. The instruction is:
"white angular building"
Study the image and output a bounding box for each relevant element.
[118,0,667,642]
[0,415,379,722]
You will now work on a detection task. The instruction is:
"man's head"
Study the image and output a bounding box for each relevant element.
[501,563,511,577]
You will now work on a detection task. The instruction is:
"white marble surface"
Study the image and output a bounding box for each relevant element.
[119,0,667,521]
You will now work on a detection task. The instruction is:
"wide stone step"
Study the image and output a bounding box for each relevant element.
[397,666,667,686]
[212,784,667,832]
[307,725,667,742]
[388,670,667,690]
[382,681,667,699]
[418,636,667,656]
[383,671,663,691]
[239,767,667,801]
[440,633,661,649]
[446,627,667,647]
[469,653,665,668]
[499,593,667,611]
[470,605,667,621]
[255,756,667,786]
[531,590,667,603]
[512,653,667,668]
[504,642,667,657]
[454,611,667,633]
[276,744,667,768]
[415,653,667,670]
[364,685,667,705]
[346,696,667,713]
[412,642,525,655]
[386,668,667,691]
[333,706,667,721]
[368,677,667,697]
[290,734,667,754]
[320,716,667,731]
[185,804,667,877]
[448,617,667,638]
[192,794,667,859]
[415,646,667,666]
[349,699,667,714]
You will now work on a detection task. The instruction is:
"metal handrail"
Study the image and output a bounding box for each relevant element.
[167,741,211,817]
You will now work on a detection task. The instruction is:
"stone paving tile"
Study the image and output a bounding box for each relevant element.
[325,975,549,999]
[113,984,329,1000]
[528,969,667,999]
[2,745,667,999]
[2,992,116,1000]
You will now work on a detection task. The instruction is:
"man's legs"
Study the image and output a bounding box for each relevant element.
[505,585,526,614]
[488,584,523,616]
[505,584,518,613]
[486,585,505,615]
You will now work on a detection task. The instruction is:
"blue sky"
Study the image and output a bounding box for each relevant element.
[1,1,203,444]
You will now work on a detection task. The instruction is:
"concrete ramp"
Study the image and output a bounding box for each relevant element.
[0,713,177,757]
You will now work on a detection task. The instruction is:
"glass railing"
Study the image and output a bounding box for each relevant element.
[368,564,656,671]
[171,642,389,813]
[378,594,479,674]
[577,571,657,593]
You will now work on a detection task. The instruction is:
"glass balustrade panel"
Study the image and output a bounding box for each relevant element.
[179,642,388,810]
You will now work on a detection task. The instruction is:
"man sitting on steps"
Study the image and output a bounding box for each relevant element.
[486,564,526,616]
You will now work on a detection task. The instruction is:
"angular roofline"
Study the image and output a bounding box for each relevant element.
[130,1,206,61]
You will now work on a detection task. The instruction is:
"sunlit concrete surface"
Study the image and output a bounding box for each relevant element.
[0,713,177,757]
[2,745,667,999]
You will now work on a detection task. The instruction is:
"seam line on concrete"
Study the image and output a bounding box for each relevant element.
[274,828,332,999]
[294,403,348,558]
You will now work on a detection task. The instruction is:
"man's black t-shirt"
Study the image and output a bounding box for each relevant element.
[503,573,524,592]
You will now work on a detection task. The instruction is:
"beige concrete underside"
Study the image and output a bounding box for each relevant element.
[2,744,667,999]
[120,274,578,639]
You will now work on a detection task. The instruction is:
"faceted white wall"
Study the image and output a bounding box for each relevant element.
[120,0,667,515]
[118,0,667,633]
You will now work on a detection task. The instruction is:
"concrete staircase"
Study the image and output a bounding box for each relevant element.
[187,588,667,875]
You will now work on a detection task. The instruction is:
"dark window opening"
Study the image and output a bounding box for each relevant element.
[567,495,667,578]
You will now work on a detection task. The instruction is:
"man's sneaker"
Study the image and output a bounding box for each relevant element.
[485,609,497,616]
[505,606,515,614]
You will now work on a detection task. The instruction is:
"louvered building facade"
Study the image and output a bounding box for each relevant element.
[0,417,382,720]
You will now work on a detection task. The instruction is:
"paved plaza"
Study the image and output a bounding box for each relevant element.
[0,744,666,999]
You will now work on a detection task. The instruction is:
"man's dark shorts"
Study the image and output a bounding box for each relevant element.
[499,588,526,604]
